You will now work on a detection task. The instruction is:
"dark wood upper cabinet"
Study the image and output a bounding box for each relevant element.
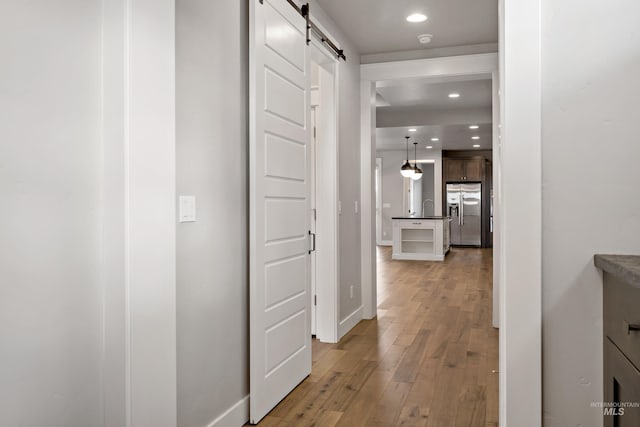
[445,159,465,181]
[464,159,483,181]
[443,158,484,182]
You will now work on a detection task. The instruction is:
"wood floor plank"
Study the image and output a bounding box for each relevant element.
[320,360,378,413]
[396,405,430,427]
[308,349,347,382]
[253,416,290,427]
[454,385,487,427]
[393,329,430,383]
[251,247,498,427]
[425,366,465,427]
[333,368,393,427]
[280,370,344,424]
[311,410,343,427]
[367,380,412,426]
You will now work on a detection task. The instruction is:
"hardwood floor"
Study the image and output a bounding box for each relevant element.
[253,246,498,427]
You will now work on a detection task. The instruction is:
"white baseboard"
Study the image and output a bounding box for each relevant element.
[377,240,392,246]
[338,305,363,339]
[206,395,249,427]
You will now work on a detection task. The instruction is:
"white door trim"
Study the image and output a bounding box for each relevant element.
[309,41,341,344]
[361,53,498,82]
[499,0,542,425]
[102,0,177,425]
[310,104,318,337]
[360,81,377,320]
[375,157,382,246]
[491,71,501,329]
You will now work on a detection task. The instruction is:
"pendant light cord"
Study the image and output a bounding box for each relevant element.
[405,136,410,162]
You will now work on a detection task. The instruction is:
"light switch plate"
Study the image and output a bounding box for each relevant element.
[179,196,196,223]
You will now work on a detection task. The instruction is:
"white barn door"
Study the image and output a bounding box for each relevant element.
[249,0,312,423]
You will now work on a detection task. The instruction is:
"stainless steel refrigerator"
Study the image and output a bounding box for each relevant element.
[446,183,482,246]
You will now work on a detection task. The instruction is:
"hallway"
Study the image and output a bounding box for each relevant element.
[254,247,498,426]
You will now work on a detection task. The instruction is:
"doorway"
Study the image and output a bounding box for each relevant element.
[360,53,501,425]
[361,53,505,424]
[361,53,500,326]
[309,41,339,343]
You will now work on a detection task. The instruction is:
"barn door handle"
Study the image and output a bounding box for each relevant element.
[308,231,316,254]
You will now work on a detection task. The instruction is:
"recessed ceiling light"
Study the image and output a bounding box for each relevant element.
[406,13,427,23]
[473,144,481,148]
[426,146,433,149]
[408,128,417,132]
[471,136,480,140]
[448,93,460,99]
[469,125,479,129]
[430,137,439,141]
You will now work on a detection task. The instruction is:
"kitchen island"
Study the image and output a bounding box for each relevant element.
[391,216,452,261]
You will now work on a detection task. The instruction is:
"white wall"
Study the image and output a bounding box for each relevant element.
[421,163,435,215]
[541,1,640,425]
[176,1,249,426]
[0,2,103,425]
[337,41,363,322]
[1,1,177,425]
[377,106,492,128]
[378,151,407,241]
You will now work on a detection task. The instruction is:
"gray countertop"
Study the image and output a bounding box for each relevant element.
[392,216,452,220]
[594,254,640,289]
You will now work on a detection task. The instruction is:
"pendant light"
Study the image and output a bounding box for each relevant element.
[400,136,415,178]
[411,142,423,180]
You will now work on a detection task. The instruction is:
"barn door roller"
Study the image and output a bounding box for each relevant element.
[259,0,347,61]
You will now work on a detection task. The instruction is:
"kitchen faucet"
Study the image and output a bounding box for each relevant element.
[422,199,434,217]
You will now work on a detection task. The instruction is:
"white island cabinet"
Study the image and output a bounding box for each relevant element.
[391,217,452,261]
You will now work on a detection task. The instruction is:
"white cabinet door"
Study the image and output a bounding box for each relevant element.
[249,0,311,423]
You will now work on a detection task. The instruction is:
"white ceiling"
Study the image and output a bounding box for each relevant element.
[375,76,493,151]
[377,78,492,109]
[315,0,498,55]
[377,124,492,152]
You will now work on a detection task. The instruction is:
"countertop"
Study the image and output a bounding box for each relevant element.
[392,216,452,220]
[594,254,640,289]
